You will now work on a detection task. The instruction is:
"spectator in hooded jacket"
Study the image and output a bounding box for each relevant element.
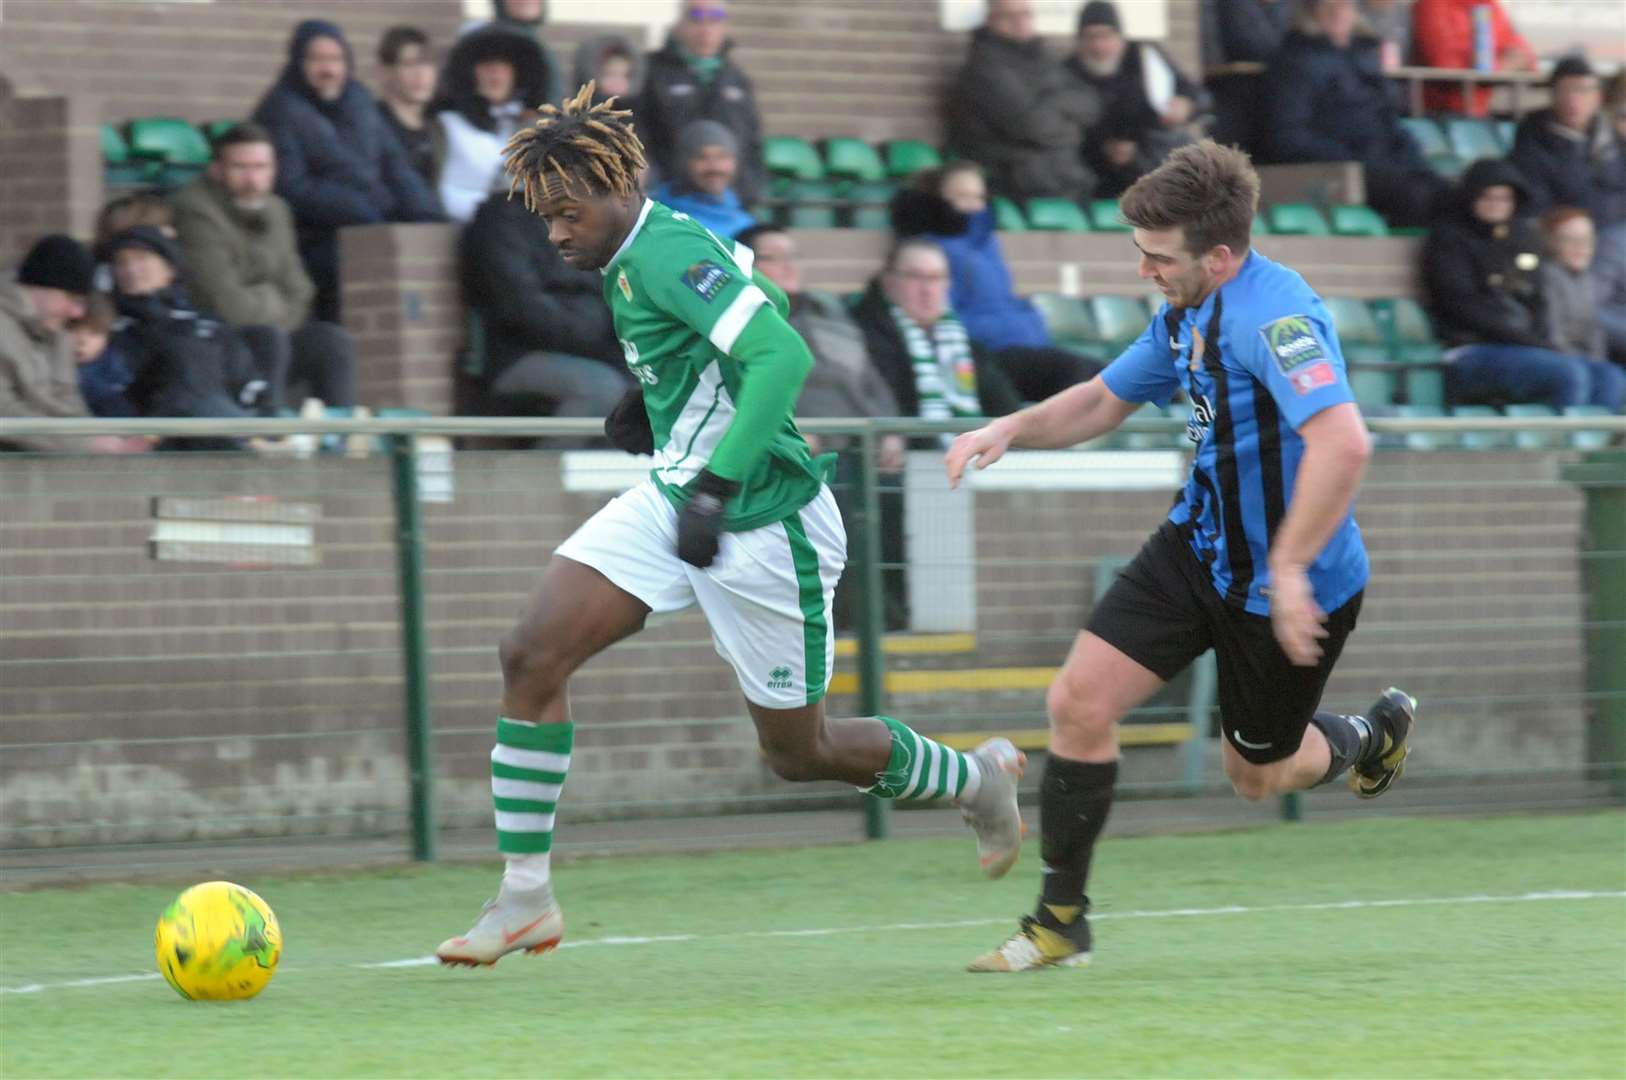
[1200,0,1293,152]
[252,19,445,322]
[1068,1,1210,200]
[1509,57,1626,230]
[651,121,757,240]
[946,0,1101,204]
[1263,0,1446,228]
[1411,0,1536,117]
[573,34,643,106]
[463,0,563,107]
[891,162,1098,401]
[460,182,630,420]
[635,0,765,202]
[1422,160,1625,411]
[433,28,552,222]
[375,26,442,186]
[170,124,356,410]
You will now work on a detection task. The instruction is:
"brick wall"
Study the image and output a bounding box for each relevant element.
[0,449,1597,848]
[340,224,462,415]
[0,90,103,266]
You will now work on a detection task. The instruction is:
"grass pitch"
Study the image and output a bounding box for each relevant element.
[2,812,1623,1078]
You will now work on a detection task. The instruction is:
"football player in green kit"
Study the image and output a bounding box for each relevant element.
[436,85,1026,967]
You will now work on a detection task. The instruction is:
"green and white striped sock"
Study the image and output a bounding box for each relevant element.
[862,716,982,802]
[492,717,572,891]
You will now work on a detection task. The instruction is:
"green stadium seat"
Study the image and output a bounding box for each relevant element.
[101,123,130,163]
[843,180,895,230]
[1030,293,1097,352]
[1496,119,1516,151]
[822,138,885,183]
[991,196,1027,231]
[1399,117,1449,157]
[1428,153,1466,179]
[1563,405,1614,450]
[1329,204,1389,237]
[786,204,840,229]
[783,178,840,228]
[1088,198,1130,232]
[203,119,241,143]
[1026,197,1090,231]
[101,124,153,185]
[1347,365,1398,408]
[1122,402,1174,450]
[127,117,211,165]
[1401,364,1446,408]
[1252,212,1271,236]
[1371,297,1444,364]
[763,136,823,181]
[1323,297,1391,365]
[1504,403,1560,449]
[883,139,941,179]
[1450,405,1510,449]
[1266,203,1330,236]
[1088,295,1150,351]
[1444,118,1504,163]
[1393,405,1447,450]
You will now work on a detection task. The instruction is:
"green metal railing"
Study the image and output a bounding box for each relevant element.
[2,414,1622,872]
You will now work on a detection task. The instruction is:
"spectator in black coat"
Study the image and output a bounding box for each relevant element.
[1421,160,1625,411]
[1201,0,1293,152]
[1508,57,1626,230]
[635,0,765,202]
[1261,0,1447,228]
[460,188,630,419]
[1068,1,1210,199]
[253,19,445,322]
[432,28,551,222]
[376,26,442,187]
[945,0,1101,204]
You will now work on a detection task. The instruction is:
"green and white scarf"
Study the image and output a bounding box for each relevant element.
[890,304,981,444]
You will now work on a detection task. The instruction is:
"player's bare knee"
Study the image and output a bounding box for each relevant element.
[1046,673,1114,743]
[758,737,823,782]
[498,620,566,701]
[1224,758,1280,802]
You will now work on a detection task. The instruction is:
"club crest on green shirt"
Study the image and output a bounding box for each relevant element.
[683,261,732,303]
[617,269,633,302]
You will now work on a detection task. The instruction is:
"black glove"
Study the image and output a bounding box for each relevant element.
[676,469,739,568]
[603,386,653,456]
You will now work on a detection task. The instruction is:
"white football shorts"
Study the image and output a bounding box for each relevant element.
[554,480,846,708]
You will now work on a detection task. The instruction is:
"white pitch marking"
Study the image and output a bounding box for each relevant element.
[4,891,1620,994]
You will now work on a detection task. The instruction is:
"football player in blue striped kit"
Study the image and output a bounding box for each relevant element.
[946,140,1415,972]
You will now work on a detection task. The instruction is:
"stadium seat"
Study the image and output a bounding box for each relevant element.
[1495,119,1516,151]
[1323,296,1391,365]
[1393,404,1447,451]
[1450,405,1510,449]
[1030,293,1098,354]
[127,117,211,165]
[1399,117,1449,157]
[763,136,823,182]
[1266,203,1330,236]
[1251,213,1271,236]
[1088,198,1131,232]
[1329,204,1389,237]
[1371,297,1444,364]
[1563,405,1614,450]
[991,196,1027,231]
[783,179,840,228]
[883,139,941,179]
[843,179,896,228]
[1445,118,1504,163]
[1088,295,1149,351]
[1401,364,1446,408]
[822,138,885,183]
[1347,365,1398,408]
[1504,403,1560,449]
[1428,153,1466,179]
[1026,198,1090,231]
[101,124,153,185]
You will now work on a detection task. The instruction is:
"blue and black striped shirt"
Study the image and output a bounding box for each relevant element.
[1101,251,1368,616]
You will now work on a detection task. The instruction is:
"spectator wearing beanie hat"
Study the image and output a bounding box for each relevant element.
[650,119,757,239]
[0,235,144,453]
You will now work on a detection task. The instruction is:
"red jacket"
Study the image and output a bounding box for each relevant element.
[1411,0,1531,116]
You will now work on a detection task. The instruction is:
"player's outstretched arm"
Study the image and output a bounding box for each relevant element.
[945,376,1138,488]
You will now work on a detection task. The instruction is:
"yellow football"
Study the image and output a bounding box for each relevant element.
[153,881,282,1001]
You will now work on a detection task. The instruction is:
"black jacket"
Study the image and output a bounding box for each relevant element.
[1261,30,1426,171]
[252,21,444,235]
[1508,109,1626,226]
[1422,159,1549,349]
[111,287,261,423]
[947,29,1100,202]
[431,28,553,133]
[849,279,1022,426]
[460,193,621,382]
[635,37,764,202]
[1069,42,1208,145]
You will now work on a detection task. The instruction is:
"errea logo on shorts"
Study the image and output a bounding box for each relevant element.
[766,666,794,691]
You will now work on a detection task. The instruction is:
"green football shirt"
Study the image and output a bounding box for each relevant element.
[602,199,830,531]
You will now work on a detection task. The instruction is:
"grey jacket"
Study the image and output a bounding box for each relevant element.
[1540,261,1607,360]
[0,278,92,451]
[170,177,315,332]
[789,291,900,432]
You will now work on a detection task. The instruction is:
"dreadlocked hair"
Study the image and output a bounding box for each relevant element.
[503,81,646,210]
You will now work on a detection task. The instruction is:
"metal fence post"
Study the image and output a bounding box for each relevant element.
[389,433,437,860]
[1561,450,1626,800]
[853,425,891,840]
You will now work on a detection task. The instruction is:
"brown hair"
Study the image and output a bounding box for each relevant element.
[69,292,116,335]
[95,192,174,249]
[503,81,646,209]
[209,122,274,159]
[1118,140,1259,256]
